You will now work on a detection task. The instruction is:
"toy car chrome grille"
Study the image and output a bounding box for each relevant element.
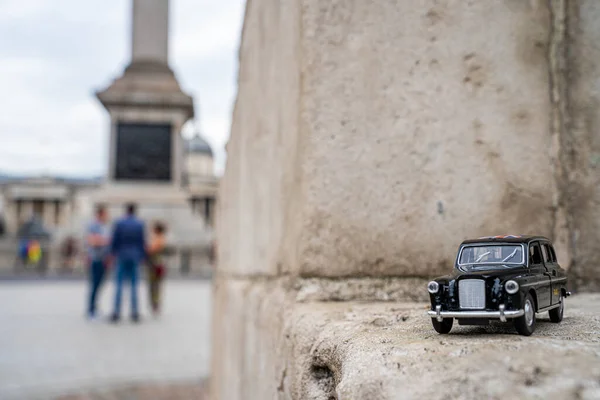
[459,279,486,309]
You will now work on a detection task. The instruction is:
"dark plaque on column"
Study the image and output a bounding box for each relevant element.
[115,123,172,181]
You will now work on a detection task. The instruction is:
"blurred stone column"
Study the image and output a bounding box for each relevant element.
[21,201,32,222]
[2,199,17,235]
[42,202,53,229]
[131,0,169,65]
[56,201,65,227]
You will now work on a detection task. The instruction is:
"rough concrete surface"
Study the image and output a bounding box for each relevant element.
[296,0,555,279]
[289,293,600,400]
[295,277,429,303]
[214,288,600,400]
[216,0,600,282]
[217,0,301,278]
[210,278,293,400]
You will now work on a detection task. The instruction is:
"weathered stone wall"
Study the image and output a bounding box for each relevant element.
[565,0,600,291]
[217,0,301,279]
[295,0,555,278]
[211,0,600,398]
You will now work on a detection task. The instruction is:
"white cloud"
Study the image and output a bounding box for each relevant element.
[0,0,49,20]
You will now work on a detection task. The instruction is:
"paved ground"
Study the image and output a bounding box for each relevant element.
[0,280,212,400]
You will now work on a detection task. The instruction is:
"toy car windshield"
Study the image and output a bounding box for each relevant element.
[458,244,524,271]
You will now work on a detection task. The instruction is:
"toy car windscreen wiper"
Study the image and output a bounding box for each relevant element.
[502,248,518,262]
[475,251,491,262]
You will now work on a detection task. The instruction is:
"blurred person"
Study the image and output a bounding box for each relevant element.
[27,240,41,265]
[62,236,78,273]
[110,202,146,323]
[146,221,167,315]
[86,205,111,320]
[17,238,29,266]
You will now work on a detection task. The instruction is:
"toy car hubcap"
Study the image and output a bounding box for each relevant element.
[524,300,534,326]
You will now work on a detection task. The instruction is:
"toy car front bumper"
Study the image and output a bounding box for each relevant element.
[427,304,524,323]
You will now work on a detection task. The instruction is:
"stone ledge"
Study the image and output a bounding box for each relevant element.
[295,277,429,302]
[283,293,600,399]
[212,277,600,399]
[212,274,431,302]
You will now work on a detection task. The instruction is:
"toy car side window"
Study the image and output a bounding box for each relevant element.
[549,245,558,263]
[529,242,543,265]
[541,244,552,264]
[544,243,557,264]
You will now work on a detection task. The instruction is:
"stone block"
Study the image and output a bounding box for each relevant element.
[294,0,555,278]
[216,0,301,277]
[565,0,600,290]
[218,0,567,279]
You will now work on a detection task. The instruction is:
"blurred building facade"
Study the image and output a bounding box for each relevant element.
[185,132,218,228]
[0,136,217,274]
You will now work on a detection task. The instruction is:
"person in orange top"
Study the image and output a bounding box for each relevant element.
[146,221,167,315]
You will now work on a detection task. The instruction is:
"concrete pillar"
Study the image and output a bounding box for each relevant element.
[58,200,72,230]
[55,201,63,227]
[42,201,53,229]
[21,201,32,223]
[62,201,72,232]
[2,199,17,235]
[211,0,600,399]
[13,201,22,229]
[131,0,169,65]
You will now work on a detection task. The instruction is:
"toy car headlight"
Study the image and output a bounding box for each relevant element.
[505,280,519,294]
[427,281,440,294]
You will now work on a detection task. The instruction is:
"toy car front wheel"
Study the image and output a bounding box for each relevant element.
[431,317,453,334]
[549,294,564,323]
[514,292,536,336]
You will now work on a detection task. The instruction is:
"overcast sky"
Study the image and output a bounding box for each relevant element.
[0,0,245,177]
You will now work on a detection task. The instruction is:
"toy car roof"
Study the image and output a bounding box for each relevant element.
[460,235,552,245]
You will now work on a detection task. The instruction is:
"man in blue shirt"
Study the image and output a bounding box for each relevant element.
[110,202,146,322]
[86,204,110,320]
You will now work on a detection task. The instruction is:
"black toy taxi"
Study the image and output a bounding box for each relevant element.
[427,235,570,336]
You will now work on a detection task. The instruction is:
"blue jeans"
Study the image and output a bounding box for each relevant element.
[112,259,139,317]
[87,260,105,316]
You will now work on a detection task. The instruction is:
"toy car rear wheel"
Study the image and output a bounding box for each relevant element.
[431,317,453,334]
[514,292,536,336]
[549,294,564,323]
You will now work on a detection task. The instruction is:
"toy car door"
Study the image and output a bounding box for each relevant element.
[541,242,565,305]
[529,241,551,309]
